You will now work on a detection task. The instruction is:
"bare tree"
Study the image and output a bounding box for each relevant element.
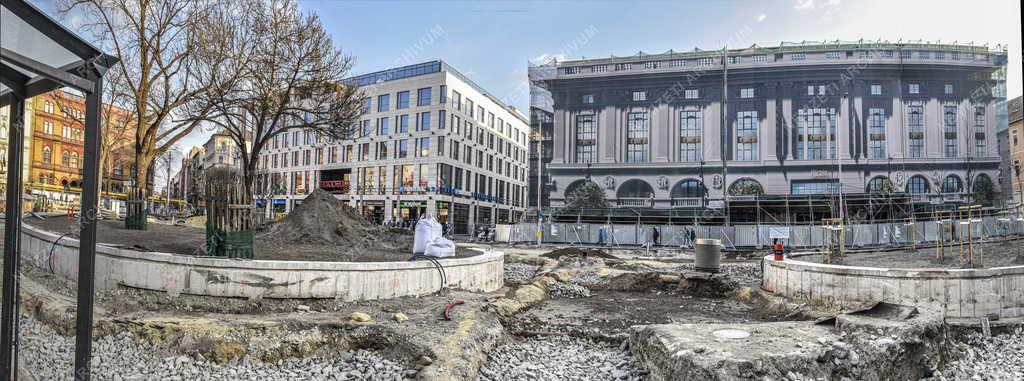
[58,0,239,199]
[194,0,364,198]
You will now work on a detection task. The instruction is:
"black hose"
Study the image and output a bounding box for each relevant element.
[409,254,447,293]
[48,232,79,274]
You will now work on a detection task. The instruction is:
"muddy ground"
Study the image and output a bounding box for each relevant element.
[801,238,1024,268]
[24,217,478,262]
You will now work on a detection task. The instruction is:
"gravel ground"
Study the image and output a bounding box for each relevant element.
[547,282,592,299]
[934,327,1024,380]
[16,313,413,380]
[477,335,646,381]
[503,263,539,285]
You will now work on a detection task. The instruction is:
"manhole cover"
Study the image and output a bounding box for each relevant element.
[712,329,751,339]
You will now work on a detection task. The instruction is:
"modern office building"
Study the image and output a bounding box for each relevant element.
[254,60,531,233]
[529,41,1008,222]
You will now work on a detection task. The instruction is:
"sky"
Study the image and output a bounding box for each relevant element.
[33,0,1024,182]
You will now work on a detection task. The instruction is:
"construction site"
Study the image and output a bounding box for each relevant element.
[0,185,1021,380]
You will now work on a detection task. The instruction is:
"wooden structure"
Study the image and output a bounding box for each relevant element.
[124,186,147,230]
[204,170,253,258]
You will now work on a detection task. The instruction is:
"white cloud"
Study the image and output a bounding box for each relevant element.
[794,0,815,10]
[532,53,568,64]
[757,13,767,22]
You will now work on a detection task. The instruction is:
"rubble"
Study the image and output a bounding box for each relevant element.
[503,263,540,285]
[934,327,1024,380]
[478,335,646,381]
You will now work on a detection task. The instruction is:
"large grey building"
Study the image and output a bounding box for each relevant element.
[255,61,531,233]
[529,41,1008,222]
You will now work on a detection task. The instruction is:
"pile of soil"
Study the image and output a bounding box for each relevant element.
[541,247,618,260]
[259,189,413,257]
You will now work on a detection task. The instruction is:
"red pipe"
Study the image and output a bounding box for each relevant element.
[443,300,464,320]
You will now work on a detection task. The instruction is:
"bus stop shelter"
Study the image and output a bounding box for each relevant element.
[1,0,118,379]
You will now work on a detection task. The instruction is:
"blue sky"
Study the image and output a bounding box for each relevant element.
[34,0,1023,167]
[301,0,1022,114]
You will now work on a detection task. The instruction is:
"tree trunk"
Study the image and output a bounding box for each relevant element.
[126,152,154,230]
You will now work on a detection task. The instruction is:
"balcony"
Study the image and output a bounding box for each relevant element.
[616,197,652,208]
[670,197,704,208]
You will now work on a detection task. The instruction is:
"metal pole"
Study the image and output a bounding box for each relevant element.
[74,74,103,381]
[721,46,730,226]
[1,95,27,381]
[536,132,543,245]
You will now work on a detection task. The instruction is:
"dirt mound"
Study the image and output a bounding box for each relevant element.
[541,247,618,260]
[260,189,411,254]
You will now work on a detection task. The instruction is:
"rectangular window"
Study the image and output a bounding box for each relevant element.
[452,91,461,110]
[908,83,920,94]
[679,111,703,161]
[582,94,595,104]
[615,63,632,71]
[392,91,409,110]
[900,50,911,59]
[868,108,886,159]
[644,61,660,69]
[418,112,431,131]
[632,91,647,101]
[736,111,759,160]
[935,51,945,59]
[807,86,815,96]
[944,84,954,95]
[362,98,372,113]
[943,105,958,158]
[697,57,714,67]
[740,88,754,98]
[361,120,373,137]
[592,64,608,73]
[727,56,740,65]
[825,51,842,60]
[417,136,430,157]
[565,66,580,75]
[907,105,925,158]
[790,53,806,61]
[685,89,699,99]
[795,108,836,160]
[397,139,409,158]
[574,114,597,163]
[378,117,390,135]
[377,94,390,112]
[417,87,432,106]
[438,110,446,129]
[751,55,768,63]
[791,180,839,195]
[398,114,409,133]
[668,60,686,67]
[626,112,649,163]
[871,84,882,95]
[919,51,931,59]
[377,141,390,159]
[880,50,894,58]
[439,85,447,104]
[974,106,986,157]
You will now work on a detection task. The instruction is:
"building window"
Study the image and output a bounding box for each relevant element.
[377,94,390,112]
[632,91,647,101]
[880,50,894,58]
[574,114,597,163]
[62,150,70,166]
[452,91,461,110]
[942,175,963,193]
[950,51,960,60]
[867,177,895,193]
[943,105,958,158]
[900,50,912,59]
[615,63,632,71]
[592,64,608,73]
[790,53,806,61]
[935,51,945,60]
[398,114,409,133]
[361,120,373,137]
[396,91,410,109]
[919,51,931,59]
[417,87,432,106]
[736,111,758,161]
[42,146,52,163]
[697,57,714,67]
[438,110,446,130]
[751,55,768,63]
[907,175,930,194]
[582,94,595,104]
[679,111,702,161]
[378,117,390,135]
[907,105,925,158]
[418,112,431,131]
[643,61,660,69]
[867,108,886,159]
[870,84,882,95]
[43,120,53,134]
[397,139,409,158]
[974,106,986,157]
[684,89,699,99]
[439,85,447,104]
[739,88,754,98]
[668,60,686,68]
[908,83,920,94]
[362,98,372,113]
[727,56,740,65]
[795,108,836,160]
[626,112,649,163]
[944,84,954,95]
[565,66,580,75]
[417,137,430,157]
[825,51,842,60]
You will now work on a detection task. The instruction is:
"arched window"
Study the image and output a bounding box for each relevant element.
[70,152,79,168]
[906,175,930,194]
[42,146,52,163]
[941,175,963,193]
[866,176,895,193]
[729,178,764,196]
[973,174,995,204]
[61,151,70,166]
[671,179,706,198]
[616,179,654,199]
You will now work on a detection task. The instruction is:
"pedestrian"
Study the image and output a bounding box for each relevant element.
[597,227,605,245]
[652,227,660,246]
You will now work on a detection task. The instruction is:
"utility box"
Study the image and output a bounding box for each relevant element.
[694,238,722,273]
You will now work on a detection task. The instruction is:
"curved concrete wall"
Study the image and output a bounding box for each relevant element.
[21,224,503,300]
[762,255,1024,322]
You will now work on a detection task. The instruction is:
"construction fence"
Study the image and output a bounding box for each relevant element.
[494,215,1024,249]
